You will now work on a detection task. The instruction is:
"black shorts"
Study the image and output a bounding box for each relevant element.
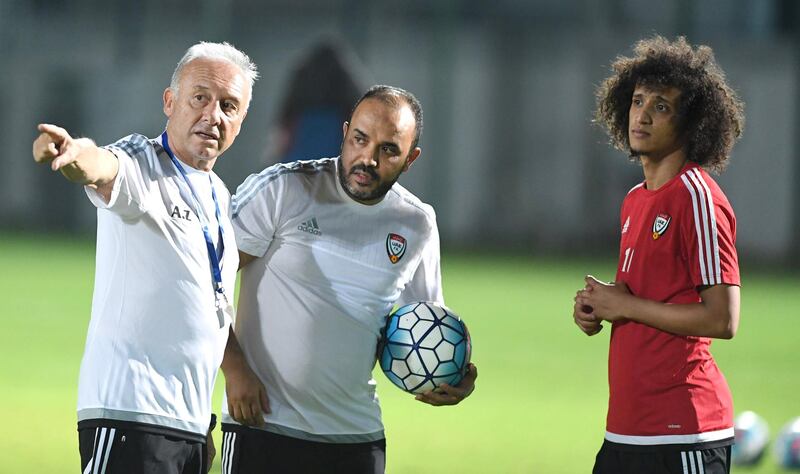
[220,423,386,474]
[78,423,207,474]
[593,439,732,474]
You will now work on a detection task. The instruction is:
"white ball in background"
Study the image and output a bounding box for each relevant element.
[774,417,800,470]
[731,410,769,466]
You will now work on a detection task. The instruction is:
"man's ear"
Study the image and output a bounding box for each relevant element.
[163,88,174,117]
[403,147,421,172]
[342,121,349,139]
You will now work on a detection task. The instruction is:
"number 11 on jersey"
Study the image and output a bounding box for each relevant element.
[621,247,634,273]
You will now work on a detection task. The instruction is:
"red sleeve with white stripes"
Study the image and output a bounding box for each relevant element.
[679,169,740,288]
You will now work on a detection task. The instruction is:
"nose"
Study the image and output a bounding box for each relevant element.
[356,146,379,168]
[635,107,652,125]
[202,101,223,125]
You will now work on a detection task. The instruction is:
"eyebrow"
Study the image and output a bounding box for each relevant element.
[353,127,401,152]
[191,85,243,104]
[633,92,675,104]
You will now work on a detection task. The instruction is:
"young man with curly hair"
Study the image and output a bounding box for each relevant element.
[573,36,745,474]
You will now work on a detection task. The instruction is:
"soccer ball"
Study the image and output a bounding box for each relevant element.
[774,417,800,469]
[731,411,769,465]
[378,302,471,394]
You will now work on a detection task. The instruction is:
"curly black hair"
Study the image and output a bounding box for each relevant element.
[595,36,745,172]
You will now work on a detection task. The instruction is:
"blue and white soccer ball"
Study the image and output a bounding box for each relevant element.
[774,417,800,469]
[732,411,769,465]
[378,302,471,394]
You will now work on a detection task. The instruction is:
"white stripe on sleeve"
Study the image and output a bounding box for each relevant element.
[687,171,715,285]
[690,169,721,283]
[687,169,721,285]
[681,175,709,285]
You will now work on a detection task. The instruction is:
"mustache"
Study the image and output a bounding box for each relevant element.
[349,164,379,179]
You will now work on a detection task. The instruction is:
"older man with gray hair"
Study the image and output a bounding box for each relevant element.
[32,41,257,473]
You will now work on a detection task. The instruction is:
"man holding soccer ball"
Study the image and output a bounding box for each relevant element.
[219,85,477,473]
[573,36,744,474]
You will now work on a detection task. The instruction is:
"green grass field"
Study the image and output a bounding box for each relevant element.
[1,233,797,473]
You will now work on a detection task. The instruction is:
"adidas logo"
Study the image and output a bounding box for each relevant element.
[298,217,322,236]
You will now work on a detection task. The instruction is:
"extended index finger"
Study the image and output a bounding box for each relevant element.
[33,124,69,163]
[37,123,70,141]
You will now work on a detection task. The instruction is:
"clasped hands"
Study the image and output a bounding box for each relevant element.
[572,276,631,336]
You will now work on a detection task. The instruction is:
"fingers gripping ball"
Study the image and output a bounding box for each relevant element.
[378,302,471,394]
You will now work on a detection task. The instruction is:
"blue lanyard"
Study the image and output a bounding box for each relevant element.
[161,131,226,295]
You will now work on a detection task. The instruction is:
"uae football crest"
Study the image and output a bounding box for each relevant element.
[386,233,407,264]
[652,213,671,240]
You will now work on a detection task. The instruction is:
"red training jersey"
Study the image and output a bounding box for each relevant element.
[606,163,739,446]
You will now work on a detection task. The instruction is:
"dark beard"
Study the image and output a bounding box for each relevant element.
[337,157,400,203]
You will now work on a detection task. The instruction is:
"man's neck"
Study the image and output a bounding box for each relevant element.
[640,149,687,191]
[169,142,214,173]
[163,129,215,172]
[177,153,214,173]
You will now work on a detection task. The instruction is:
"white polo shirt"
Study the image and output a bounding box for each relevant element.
[226,157,442,442]
[77,133,238,438]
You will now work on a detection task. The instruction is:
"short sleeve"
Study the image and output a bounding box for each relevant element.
[231,167,284,258]
[397,210,444,306]
[85,134,152,219]
[681,182,740,288]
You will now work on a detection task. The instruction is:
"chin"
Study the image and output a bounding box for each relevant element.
[349,187,374,199]
[196,149,220,161]
[347,184,376,200]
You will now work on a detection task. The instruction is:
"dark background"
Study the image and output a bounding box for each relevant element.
[3,0,798,266]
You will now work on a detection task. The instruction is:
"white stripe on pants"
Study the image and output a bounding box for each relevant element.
[83,427,116,474]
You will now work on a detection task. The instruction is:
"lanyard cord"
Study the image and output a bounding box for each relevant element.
[161,131,225,292]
